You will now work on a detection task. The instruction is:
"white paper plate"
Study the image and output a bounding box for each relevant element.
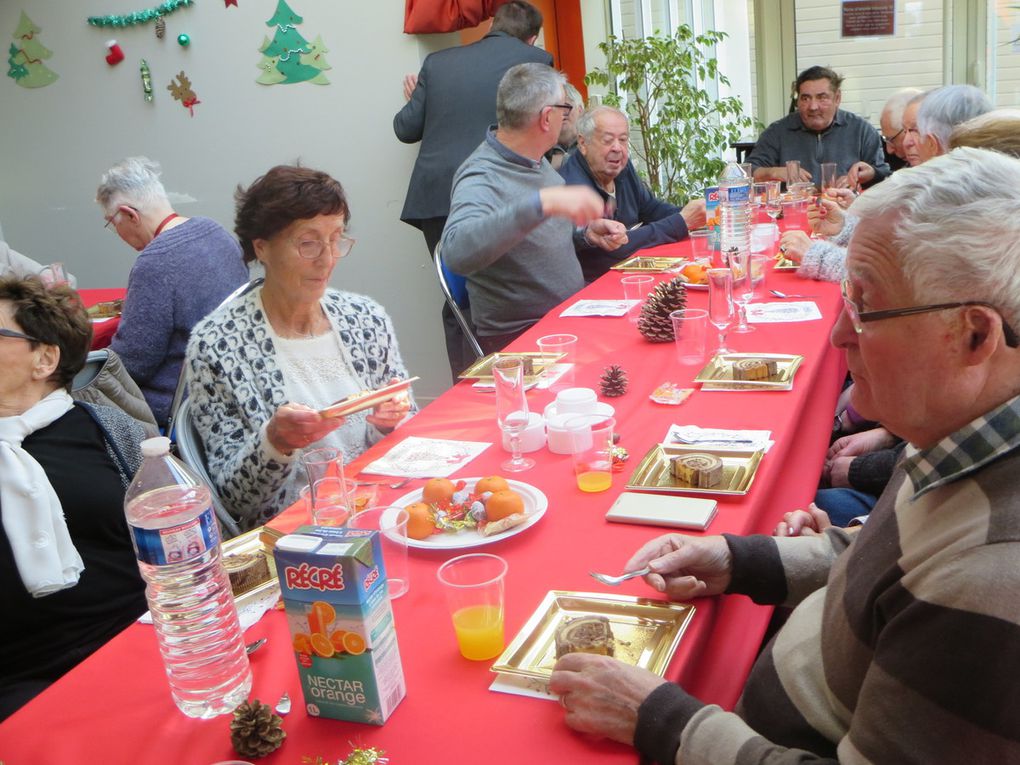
[387,478,548,550]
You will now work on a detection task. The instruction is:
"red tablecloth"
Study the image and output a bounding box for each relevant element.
[0,247,845,765]
[79,287,126,350]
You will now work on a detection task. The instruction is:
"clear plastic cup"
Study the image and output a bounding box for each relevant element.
[347,507,410,599]
[670,308,708,366]
[437,553,508,661]
[537,333,577,391]
[622,274,655,324]
[566,414,616,493]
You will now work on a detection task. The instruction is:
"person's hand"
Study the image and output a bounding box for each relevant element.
[266,403,344,455]
[825,456,854,488]
[774,503,832,536]
[402,73,418,101]
[845,162,875,191]
[366,377,412,433]
[807,197,845,238]
[549,654,667,744]
[786,166,813,184]
[827,426,895,461]
[623,533,732,600]
[585,218,628,251]
[778,230,811,264]
[540,186,604,225]
[680,198,707,230]
[827,187,857,210]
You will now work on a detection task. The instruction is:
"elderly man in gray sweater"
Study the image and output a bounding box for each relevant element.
[440,63,627,353]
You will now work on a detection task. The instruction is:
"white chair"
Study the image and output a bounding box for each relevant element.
[433,242,483,359]
[174,397,242,539]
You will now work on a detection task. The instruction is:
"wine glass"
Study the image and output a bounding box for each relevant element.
[729,251,755,334]
[492,358,534,473]
[707,268,734,355]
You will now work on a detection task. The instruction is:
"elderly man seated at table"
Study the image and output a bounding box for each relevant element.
[550,147,1020,762]
[0,276,147,722]
[558,106,706,282]
[186,165,413,532]
[748,66,889,190]
[97,156,250,428]
[441,63,628,354]
[878,87,923,172]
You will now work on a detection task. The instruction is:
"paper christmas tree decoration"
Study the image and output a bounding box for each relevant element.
[8,11,58,88]
[256,0,329,86]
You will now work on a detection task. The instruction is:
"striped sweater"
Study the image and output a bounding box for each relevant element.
[636,403,1020,763]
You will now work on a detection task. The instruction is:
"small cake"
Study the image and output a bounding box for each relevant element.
[223,552,271,596]
[494,355,534,375]
[732,358,779,381]
[555,616,615,659]
[671,453,724,488]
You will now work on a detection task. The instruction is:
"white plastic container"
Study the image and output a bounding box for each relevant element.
[124,436,252,718]
[555,387,598,415]
[545,402,616,454]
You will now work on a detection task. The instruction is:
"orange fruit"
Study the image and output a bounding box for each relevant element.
[329,630,348,653]
[343,632,367,655]
[405,501,435,540]
[485,489,524,521]
[292,632,312,654]
[308,601,336,635]
[310,632,335,658]
[422,477,456,505]
[475,475,509,494]
[681,263,708,285]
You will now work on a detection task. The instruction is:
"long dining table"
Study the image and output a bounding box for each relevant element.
[0,238,846,765]
[79,287,126,350]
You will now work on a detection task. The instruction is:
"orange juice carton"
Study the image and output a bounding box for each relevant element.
[273,525,405,724]
[704,185,721,254]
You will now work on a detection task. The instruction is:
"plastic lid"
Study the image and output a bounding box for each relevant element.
[140,436,172,457]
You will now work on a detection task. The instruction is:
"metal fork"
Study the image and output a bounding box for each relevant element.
[589,566,651,586]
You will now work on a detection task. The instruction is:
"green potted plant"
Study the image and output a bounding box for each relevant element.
[585,26,758,205]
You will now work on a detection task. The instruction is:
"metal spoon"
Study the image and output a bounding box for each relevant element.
[589,566,651,586]
[770,289,816,299]
[245,637,267,655]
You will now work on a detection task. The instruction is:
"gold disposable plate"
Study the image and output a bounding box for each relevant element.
[491,590,694,680]
[221,526,279,609]
[610,256,685,272]
[319,376,418,419]
[458,351,564,381]
[694,352,803,389]
[626,444,764,496]
[774,255,799,271]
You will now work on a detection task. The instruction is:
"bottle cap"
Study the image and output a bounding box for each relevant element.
[140,436,172,457]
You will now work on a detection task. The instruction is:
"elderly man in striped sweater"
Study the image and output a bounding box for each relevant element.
[551,146,1020,763]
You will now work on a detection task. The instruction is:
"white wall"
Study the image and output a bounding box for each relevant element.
[0,1,461,401]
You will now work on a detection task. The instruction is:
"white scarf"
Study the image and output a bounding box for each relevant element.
[0,389,83,597]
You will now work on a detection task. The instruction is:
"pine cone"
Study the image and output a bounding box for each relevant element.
[637,277,688,343]
[230,699,286,758]
[600,365,628,397]
[155,16,166,39]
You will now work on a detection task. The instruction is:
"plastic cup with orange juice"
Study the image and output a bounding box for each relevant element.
[436,553,508,661]
[566,414,616,493]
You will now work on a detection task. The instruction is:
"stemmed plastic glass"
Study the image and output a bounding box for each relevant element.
[492,358,534,473]
[729,251,755,334]
[764,180,782,224]
[707,268,735,354]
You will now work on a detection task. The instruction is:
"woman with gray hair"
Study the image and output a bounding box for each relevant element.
[96,156,249,427]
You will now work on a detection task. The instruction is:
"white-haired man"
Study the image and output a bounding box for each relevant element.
[551,147,1020,763]
[441,64,627,353]
[878,87,923,171]
[559,106,706,282]
[903,84,992,166]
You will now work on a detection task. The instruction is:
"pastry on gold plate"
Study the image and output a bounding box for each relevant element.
[671,453,724,488]
[223,552,271,596]
[554,615,615,659]
[732,358,779,381]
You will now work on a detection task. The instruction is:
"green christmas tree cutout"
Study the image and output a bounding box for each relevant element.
[256,0,329,86]
[8,11,57,88]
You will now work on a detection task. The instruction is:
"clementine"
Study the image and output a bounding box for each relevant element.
[422,477,456,504]
[405,502,435,540]
[485,489,525,521]
[475,475,509,494]
[681,263,709,285]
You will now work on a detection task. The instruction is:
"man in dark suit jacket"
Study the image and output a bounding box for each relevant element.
[393,0,552,380]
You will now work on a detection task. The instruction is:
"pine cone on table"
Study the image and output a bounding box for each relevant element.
[230,699,286,758]
[637,277,688,343]
[600,365,629,397]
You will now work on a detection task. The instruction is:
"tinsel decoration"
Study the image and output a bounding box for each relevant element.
[87,0,194,28]
[301,746,389,765]
[637,276,688,343]
[599,365,629,397]
[140,59,153,101]
[154,16,165,38]
[230,699,286,758]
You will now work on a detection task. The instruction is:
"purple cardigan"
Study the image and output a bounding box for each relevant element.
[110,216,248,425]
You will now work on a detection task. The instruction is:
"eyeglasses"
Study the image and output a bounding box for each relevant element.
[548,103,574,116]
[841,279,1019,348]
[290,235,356,260]
[881,127,904,145]
[103,205,137,230]
[0,327,40,343]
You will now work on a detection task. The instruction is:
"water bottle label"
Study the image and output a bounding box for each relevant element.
[720,185,750,204]
[130,506,220,566]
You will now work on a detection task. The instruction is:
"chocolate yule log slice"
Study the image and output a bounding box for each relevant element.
[555,615,615,659]
[731,358,779,381]
[671,453,724,488]
[224,552,271,596]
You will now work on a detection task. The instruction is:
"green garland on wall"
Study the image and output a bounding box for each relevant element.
[87,0,194,28]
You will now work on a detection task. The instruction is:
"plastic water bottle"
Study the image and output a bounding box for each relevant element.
[718,162,752,267]
[124,436,252,718]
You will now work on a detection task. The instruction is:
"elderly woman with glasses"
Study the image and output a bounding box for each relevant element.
[0,276,147,721]
[184,165,413,531]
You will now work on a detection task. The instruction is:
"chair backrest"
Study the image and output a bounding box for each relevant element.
[174,397,242,539]
[165,277,265,439]
[72,348,159,437]
[433,242,483,359]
